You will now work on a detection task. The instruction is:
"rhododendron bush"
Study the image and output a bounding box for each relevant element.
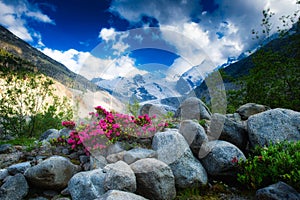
[62,106,168,155]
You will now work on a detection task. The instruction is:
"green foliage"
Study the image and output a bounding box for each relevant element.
[225,5,300,112]
[0,49,73,138]
[126,98,140,117]
[237,141,300,190]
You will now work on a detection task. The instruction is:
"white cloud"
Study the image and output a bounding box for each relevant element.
[40,47,147,80]
[0,0,54,43]
[99,28,117,42]
[110,0,299,70]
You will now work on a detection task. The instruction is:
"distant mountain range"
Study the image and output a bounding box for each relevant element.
[0,25,97,91]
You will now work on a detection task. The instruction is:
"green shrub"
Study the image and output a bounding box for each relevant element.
[237,141,300,190]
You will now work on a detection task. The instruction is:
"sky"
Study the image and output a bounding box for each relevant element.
[0,0,299,80]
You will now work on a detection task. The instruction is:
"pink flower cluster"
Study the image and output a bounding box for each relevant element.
[61,121,76,129]
[65,106,169,155]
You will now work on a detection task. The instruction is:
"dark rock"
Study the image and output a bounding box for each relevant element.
[256,181,300,200]
[7,161,31,175]
[0,144,13,154]
[237,103,270,120]
[0,173,28,200]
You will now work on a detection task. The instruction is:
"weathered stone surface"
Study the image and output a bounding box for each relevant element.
[256,181,300,200]
[0,173,28,200]
[200,140,246,177]
[0,169,9,181]
[90,155,107,169]
[106,151,126,164]
[152,130,207,188]
[0,152,23,169]
[0,144,13,154]
[96,190,148,200]
[103,161,136,192]
[68,169,106,200]
[24,156,80,190]
[139,103,168,119]
[123,148,157,165]
[237,103,270,120]
[7,161,31,175]
[247,108,300,147]
[179,120,208,154]
[210,113,248,150]
[130,158,176,200]
[39,129,59,141]
[175,97,211,120]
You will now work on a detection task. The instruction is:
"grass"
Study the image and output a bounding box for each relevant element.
[0,136,40,151]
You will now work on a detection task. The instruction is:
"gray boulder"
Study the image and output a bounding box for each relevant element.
[24,156,80,190]
[103,161,136,192]
[130,158,176,200]
[175,97,211,120]
[123,148,157,165]
[7,161,31,175]
[237,103,270,120]
[152,130,207,188]
[68,169,106,200]
[200,140,246,177]
[96,190,148,200]
[0,152,23,169]
[39,129,59,141]
[0,144,13,154]
[256,181,300,200]
[0,173,28,200]
[0,169,8,181]
[210,113,248,150]
[106,151,126,164]
[247,108,300,147]
[179,120,208,154]
[139,103,168,119]
[90,155,107,169]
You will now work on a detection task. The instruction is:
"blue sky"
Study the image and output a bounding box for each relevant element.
[0,0,299,80]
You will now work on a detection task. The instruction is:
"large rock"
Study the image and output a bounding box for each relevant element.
[200,140,246,177]
[0,169,8,181]
[96,190,148,200]
[0,144,13,154]
[179,120,208,154]
[39,129,59,141]
[7,161,31,175]
[247,108,300,147]
[152,130,207,188]
[209,113,248,150]
[175,97,211,120]
[0,152,23,169]
[0,173,28,200]
[256,181,300,200]
[24,156,80,190]
[139,103,167,119]
[68,169,106,200]
[123,148,157,165]
[237,103,270,120]
[130,158,176,200]
[103,161,136,192]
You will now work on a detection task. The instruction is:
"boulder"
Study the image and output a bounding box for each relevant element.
[179,120,208,154]
[139,103,168,119]
[247,108,300,147]
[209,113,248,150]
[130,158,176,200]
[68,169,106,200]
[7,161,31,175]
[0,152,23,169]
[123,148,157,165]
[0,169,8,181]
[103,161,136,192]
[106,151,126,164]
[200,140,246,177]
[256,181,300,200]
[0,144,13,154]
[175,97,211,120]
[152,130,207,188]
[90,155,107,169]
[39,129,59,141]
[24,156,80,190]
[0,173,28,200]
[96,190,148,200]
[237,103,270,120]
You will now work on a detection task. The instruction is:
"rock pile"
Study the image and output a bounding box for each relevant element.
[0,99,299,200]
